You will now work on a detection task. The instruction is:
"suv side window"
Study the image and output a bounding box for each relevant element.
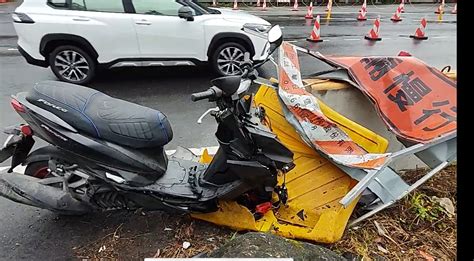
[132,0,192,16]
[70,0,125,13]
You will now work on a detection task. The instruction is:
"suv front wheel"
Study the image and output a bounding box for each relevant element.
[49,45,96,85]
[211,42,248,76]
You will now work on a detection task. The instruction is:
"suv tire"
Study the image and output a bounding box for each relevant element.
[49,45,96,85]
[211,42,248,76]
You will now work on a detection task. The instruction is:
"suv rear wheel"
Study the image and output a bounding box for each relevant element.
[49,45,96,85]
[211,42,248,76]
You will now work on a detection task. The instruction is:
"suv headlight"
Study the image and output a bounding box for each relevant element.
[243,23,271,36]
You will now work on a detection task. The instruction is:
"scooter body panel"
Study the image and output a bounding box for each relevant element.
[6,88,294,213]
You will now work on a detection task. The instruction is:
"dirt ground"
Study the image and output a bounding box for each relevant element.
[73,211,233,259]
[75,165,456,260]
[331,164,457,260]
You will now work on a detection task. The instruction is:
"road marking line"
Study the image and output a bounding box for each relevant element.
[0,165,25,173]
[15,165,26,173]
[7,48,18,51]
[0,146,220,174]
[319,11,394,15]
[286,34,451,44]
[319,17,366,21]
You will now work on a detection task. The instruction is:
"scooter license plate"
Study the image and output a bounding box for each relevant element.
[0,134,34,166]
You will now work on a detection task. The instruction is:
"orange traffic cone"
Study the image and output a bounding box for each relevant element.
[292,0,299,11]
[452,3,457,14]
[305,2,314,19]
[365,16,382,41]
[410,17,428,40]
[307,15,323,42]
[262,0,267,11]
[398,51,412,56]
[233,0,238,10]
[435,0,445,14]
[326,0,333,12]
[400,0,405,13]
[391,6,402,22]
[357,0,367,21]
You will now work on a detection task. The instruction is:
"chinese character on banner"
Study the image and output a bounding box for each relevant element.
[384,71,432,112]
[414,100,456,132]
[361,57,403,81]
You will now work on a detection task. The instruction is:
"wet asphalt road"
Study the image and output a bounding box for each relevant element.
[0,2,456,260]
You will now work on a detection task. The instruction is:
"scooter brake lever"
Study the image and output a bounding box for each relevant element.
[197,107,220,124]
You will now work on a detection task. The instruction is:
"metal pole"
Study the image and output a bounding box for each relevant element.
[348,161,449,226]
[339,133,456,207]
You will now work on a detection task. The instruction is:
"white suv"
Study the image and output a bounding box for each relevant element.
[12,0,272,84]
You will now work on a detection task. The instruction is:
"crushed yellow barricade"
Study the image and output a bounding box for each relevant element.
[192,84,388,243]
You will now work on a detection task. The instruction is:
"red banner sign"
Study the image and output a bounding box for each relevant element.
[323,56,456,143]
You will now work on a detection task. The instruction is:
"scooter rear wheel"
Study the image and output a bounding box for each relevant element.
[24,161,50,179]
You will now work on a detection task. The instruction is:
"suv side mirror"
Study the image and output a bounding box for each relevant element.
[268,25,283,55]
[178,6,194,21]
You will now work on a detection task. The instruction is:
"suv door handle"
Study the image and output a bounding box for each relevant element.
[135,19,151,25]
[72,17,90,22]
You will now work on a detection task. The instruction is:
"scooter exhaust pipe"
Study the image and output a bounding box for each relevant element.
[0,171,92,215]
[0,177,40,208]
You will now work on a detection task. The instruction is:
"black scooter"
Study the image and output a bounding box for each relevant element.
[0,26,294,215]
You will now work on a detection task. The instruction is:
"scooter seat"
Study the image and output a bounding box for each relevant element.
[26,81,173,149]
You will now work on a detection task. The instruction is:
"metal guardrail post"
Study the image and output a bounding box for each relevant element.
[348,160,449,226]
[339,132,456,207]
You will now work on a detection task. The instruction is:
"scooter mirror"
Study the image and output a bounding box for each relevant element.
[268,25,282,43]
[211,75,242,97]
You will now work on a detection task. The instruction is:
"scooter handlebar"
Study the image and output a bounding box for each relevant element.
[191,89,215,102]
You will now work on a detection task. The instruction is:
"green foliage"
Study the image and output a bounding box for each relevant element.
[409,192,445,224]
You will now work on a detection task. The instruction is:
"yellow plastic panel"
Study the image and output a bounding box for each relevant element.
[304,79,350,91]
[199,149,213,164]
[192,201,258,231]
[317,99,389,153]
[444,71,456,81]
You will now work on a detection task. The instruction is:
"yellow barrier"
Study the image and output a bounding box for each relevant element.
[192,83,389,243]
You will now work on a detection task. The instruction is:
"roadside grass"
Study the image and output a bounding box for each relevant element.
[331,164,457,260]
